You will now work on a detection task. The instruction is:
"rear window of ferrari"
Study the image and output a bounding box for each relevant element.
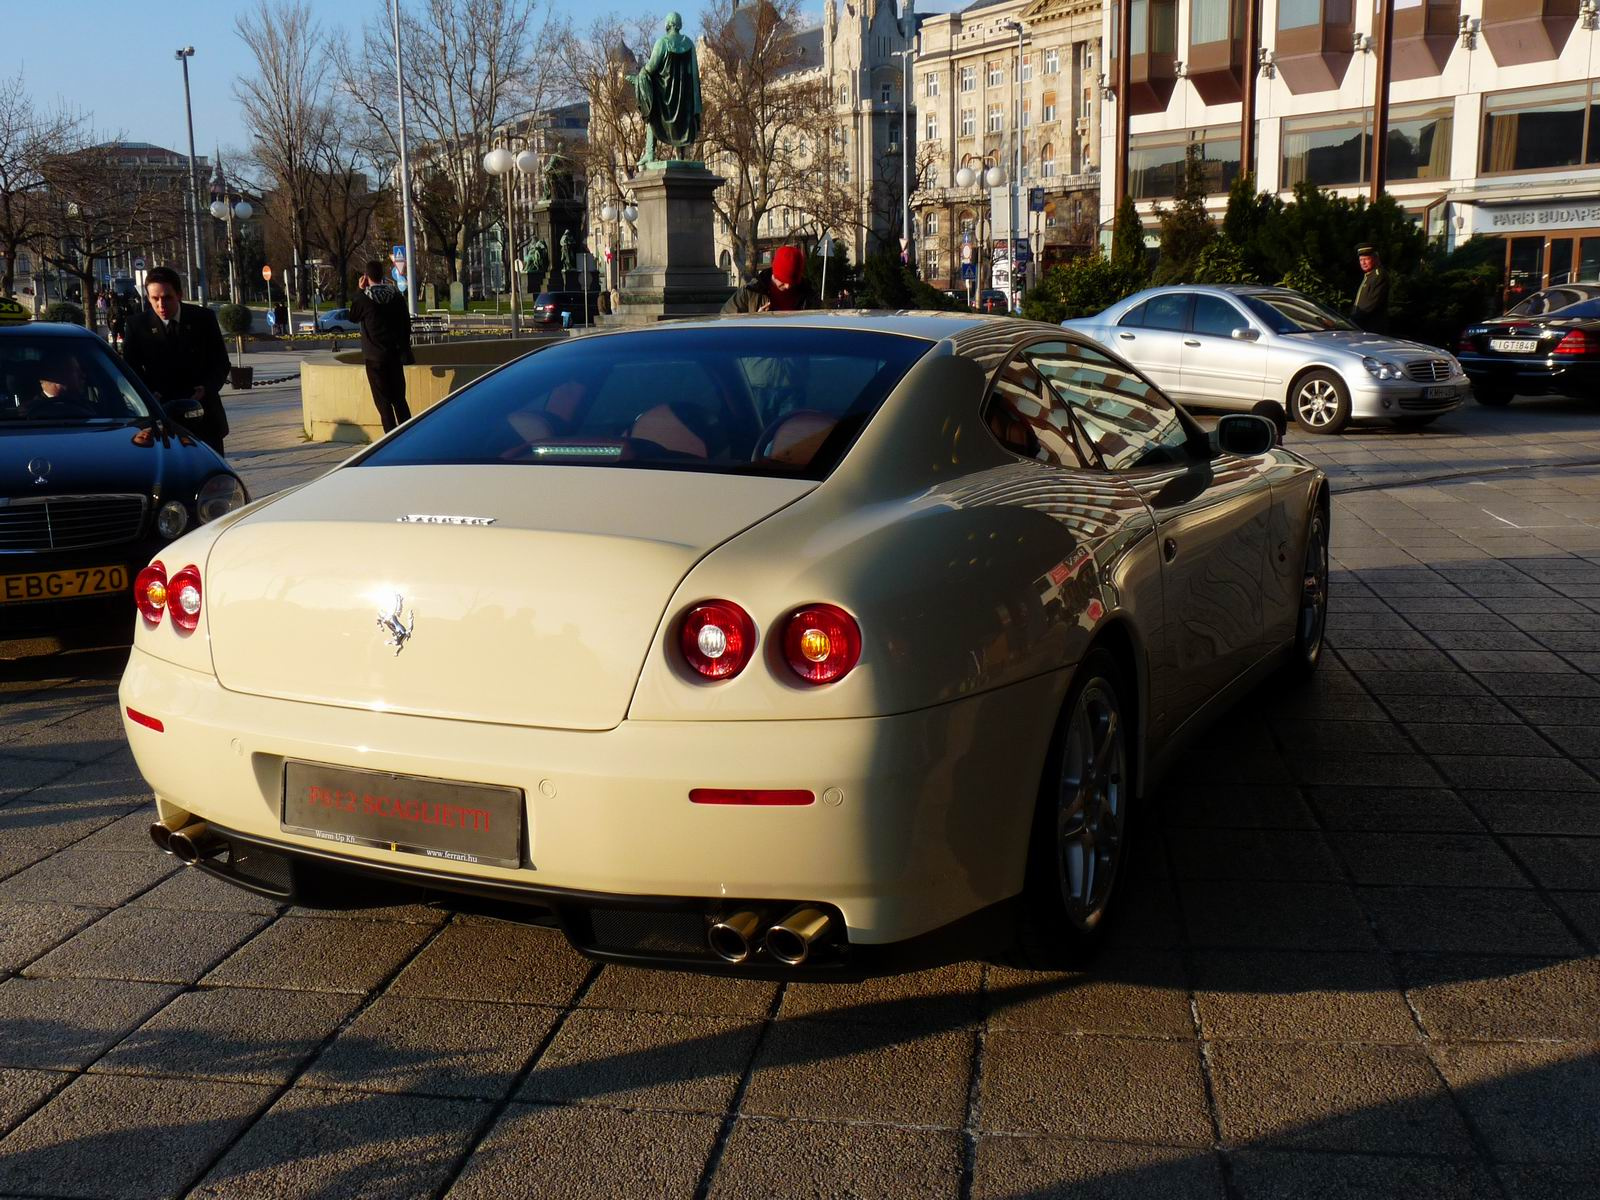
[358,326,933,480]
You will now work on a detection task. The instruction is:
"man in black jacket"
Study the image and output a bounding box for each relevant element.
[120,266,231,454]
[350,259,414,433]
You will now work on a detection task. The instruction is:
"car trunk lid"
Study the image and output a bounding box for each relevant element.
[206,465,813,729]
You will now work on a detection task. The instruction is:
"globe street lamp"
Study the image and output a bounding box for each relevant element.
[955,157,1006,304]
[208,192,252,305]
[597,198,639,297]
[483,144,540,335]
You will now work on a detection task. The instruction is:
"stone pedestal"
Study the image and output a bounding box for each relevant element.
[611,162,733,322]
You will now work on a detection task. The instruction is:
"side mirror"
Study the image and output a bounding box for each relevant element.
[1230,326,1261,342]
[1214,413,1279,456]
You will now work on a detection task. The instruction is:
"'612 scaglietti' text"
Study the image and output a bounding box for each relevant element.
[121,314,1328,975]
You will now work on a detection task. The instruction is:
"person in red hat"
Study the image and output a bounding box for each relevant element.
[722,244,820,314]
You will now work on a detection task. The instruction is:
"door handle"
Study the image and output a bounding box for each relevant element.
[1117,332,1135,340]
[1183,339,1201,346]
[1163,537,1178,563]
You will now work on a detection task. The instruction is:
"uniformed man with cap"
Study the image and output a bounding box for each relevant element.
[1351,244,1391,335]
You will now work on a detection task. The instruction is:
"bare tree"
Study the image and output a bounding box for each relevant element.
[0,76,80,297]
[305,101,386,305]
[335,0,559,286]
[35,144,171,324]
[559,15,653,212]
[699,0,840,280]
[235,0,329,305]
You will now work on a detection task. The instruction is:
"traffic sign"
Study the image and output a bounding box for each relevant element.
[1029,187,1046,213]
[961,263,977,281]
[1013,240,1034,265]
[132,256,146,271]
[262,265,273,281]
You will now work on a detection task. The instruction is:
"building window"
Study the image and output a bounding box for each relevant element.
[925,211,940,236]
[1042,144,1056,177]
[961,66,976,92]
[1045,47,1060,74]
[961,108,976,136]
[1021,55,1034,82]
[926,113,939,140]
[925,72,941,97]
[838,85,849,105]
[988,61,1003,87]
[1276,0,1328,31]
[987,104,1004,133]
[1191,0,1239,44]
[924,162,938,188]
[924,247,940,277]
[1482,83,1595,175]
[1043,92,1058,122]
[1129,128,1241,199]
[889,124,902,151]
[881,82,893,104]
[1022,104,1032,128]
[1129,0,1180,55]
[1281,102,1453,187]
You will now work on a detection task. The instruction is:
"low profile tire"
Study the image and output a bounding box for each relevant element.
[1008,649,1132,968]
[1285,504,1330,679]
[1290,370,1352,435]
[1474,382,1514,407]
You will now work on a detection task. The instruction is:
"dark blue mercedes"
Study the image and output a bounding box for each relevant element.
[1,323,248,643]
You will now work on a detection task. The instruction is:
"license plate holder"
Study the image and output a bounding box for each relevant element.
[282,760,524,868]
[1424,385,1458,399]
[1489,338,1538,354]
[0,564,129,605]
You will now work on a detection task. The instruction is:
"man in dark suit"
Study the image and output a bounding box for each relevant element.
[121,266,232,454]
[350,258,413,433]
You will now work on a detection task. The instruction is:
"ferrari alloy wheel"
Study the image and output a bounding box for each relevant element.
[1009,649,1132,966]
[1290,507,1329,677]
[1291,370,1352,435]
[1054,674,1127,931]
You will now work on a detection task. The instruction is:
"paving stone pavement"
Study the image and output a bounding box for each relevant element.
[0,388,1597,1199]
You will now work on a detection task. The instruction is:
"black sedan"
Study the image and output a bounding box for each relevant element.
[1,323,248,642]
[1457,295,1600,407]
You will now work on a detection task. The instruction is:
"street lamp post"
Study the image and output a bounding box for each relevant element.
[894,46,915,270]
[175,47,207,303]
[955,155,1006,306]
[483,143,541,335]
[209,191,253,306]
[599,198,641,298]
[391,0,418,316]
[1003,20,1025,306]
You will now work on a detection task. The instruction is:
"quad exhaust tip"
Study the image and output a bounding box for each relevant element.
[764,907,832,966]
[150,819,222,865]
[708,910,764,964]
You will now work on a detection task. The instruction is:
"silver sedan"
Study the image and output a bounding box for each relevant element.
[1063,285,1469,434]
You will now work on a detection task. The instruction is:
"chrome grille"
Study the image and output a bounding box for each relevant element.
[0,495,148,553]
[1406,359,1451,383]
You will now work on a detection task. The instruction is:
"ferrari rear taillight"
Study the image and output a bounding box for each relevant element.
[1553,329,1597,356]
[167,564,203,632]
[782,604,862,685]
[680,600,757,679]
[134,562,168,624]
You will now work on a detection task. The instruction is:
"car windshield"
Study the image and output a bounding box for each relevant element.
[358,326,933,480]
[1241,293,1356,334]
[0,335,152,426]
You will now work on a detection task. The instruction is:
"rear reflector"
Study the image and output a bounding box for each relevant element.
[689,788,815,806]
[126,707,165,733]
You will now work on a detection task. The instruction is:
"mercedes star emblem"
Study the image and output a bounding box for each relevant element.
[26,457,50,485]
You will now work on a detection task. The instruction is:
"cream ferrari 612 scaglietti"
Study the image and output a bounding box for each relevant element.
[121,314,1329,975]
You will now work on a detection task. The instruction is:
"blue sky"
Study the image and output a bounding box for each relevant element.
[8,0,963,162]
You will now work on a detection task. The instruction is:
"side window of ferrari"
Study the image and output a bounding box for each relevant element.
[1028,341,1193,472]
[983,353,1088,469]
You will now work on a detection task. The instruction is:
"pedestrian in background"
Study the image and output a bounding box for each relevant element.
[722,245,818,314]
[1351,244,1391,335]
[350,258,413,433]
[120,266,231,454]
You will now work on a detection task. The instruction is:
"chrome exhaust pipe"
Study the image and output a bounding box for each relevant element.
[764,907,832,966]
[149,820,178,854]
[168,821,222,865]
[708,910,765,964]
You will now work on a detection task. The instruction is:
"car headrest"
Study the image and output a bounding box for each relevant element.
[628,403,709,458]
[756,409,837,467]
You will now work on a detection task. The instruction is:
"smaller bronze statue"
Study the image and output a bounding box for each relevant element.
[526,237,549,284]
[628,12,702,166]
[540,150,571,201]
[559,229,577,276]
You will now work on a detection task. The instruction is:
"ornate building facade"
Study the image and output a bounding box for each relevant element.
[911,0,1104,299]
